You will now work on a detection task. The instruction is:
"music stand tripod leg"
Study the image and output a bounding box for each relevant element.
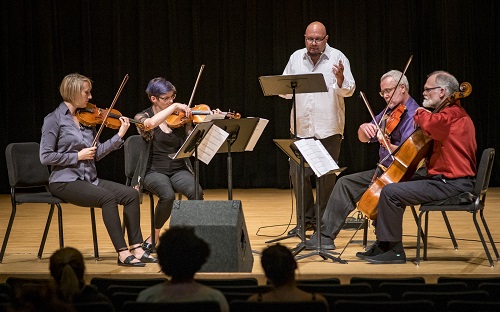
[295,176,347,264]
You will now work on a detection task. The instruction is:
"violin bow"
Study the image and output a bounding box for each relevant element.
[92,74,129,147]
[186,64,205,108]
[359,91,395,159]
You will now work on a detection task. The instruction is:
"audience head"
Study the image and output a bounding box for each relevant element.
[157,226,210,281]
[261,244,297,287]
[49,247,85,303]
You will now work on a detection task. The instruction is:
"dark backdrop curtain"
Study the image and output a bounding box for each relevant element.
[1,0,499,193]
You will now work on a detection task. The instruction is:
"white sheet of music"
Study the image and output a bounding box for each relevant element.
[245,118,269,151]
[197,125,229,164]
[294,138,340,177]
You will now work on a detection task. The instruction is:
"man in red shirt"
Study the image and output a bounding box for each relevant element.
[358,71,477,264]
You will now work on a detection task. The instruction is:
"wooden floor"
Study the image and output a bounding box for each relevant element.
[1,188,500,285]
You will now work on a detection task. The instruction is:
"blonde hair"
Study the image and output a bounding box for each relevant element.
[59,73,92,103]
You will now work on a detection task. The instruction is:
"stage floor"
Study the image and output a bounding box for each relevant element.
[1,188,500,285]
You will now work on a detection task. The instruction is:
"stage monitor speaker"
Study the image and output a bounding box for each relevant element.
[170,200,254,272]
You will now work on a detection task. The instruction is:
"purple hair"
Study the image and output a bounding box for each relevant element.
[145,77,176,97]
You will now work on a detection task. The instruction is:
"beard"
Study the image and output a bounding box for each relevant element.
[422,98,435,108]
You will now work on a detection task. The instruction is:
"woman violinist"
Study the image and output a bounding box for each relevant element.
[40,73,157,267]
[305,70,420,251]
[359,71,477,264]
[132,77,218,251]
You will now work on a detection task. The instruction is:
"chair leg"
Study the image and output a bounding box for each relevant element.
[0,204,17,263]
[473,211,494,266]
[37,204,59,259]
[362,218,368,248]
[441,211,458,249]
[414,211,425,265]
[411,206,426,242]
[423,211,429,260]
[479,209,500,260]
[149,193,156,252]
[90,208,99,260]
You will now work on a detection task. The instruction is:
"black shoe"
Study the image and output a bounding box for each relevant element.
[356,241,384,260]
[118,255,146,267]
[305,232,336,250]
[363,242,406,264]
[288,222,315,236]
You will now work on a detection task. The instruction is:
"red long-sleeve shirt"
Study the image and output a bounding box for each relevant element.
[414,101,477,179]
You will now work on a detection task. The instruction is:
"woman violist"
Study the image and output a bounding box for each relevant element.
[40,73,157,267]
[132,77,216,252]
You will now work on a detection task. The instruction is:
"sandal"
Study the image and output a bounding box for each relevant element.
[142,237,154,253]
[117,255,146,267]
[131,246,159,263]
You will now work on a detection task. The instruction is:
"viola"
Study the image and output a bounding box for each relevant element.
[357,82,472,220]
[76,103,147,130]
[165,104,241,128]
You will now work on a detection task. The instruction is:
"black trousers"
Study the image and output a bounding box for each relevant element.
[376,175,474,242]
[49,179,143,252]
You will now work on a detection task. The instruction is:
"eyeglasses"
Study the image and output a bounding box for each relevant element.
[157,94,176,102]
[379,86,398,97]
[305,35,327,44]
[423,86,442,93]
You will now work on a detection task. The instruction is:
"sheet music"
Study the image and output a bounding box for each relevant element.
[294,138,340,177]
[197,125,229,164]
[245,118,268,151]
[202,114,226,122]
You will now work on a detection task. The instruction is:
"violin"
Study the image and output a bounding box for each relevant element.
[165,104,241,128]
[383,103,406,135]
[357,82,472,220]
[76,103,148,130]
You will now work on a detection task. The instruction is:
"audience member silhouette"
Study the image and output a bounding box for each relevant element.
[248,244,328,305]
[136,226,229,311]
[49,247,111,305]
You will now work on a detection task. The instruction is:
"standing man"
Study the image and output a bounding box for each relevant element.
[282,21,356,235]
[360,71,477,264]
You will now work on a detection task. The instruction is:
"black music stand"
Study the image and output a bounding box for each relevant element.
[213,118,266,200]
[169,122,216,200]
[258,73,327,138]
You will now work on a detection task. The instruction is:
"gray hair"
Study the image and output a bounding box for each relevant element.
[381,70,409,90]
[428,70,459,96]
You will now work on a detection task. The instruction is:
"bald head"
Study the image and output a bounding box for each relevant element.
[305,21,327,36]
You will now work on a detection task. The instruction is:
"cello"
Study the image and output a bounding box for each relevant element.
[356,81,472,220]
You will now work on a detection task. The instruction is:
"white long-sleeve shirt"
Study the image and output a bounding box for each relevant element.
[282,44,356,139]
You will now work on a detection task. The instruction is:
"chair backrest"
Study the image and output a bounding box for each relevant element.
[89,277,167,294]
[478,282,500,298]
[124,135,145,182]
[473,148,495,200]
[195,277,259,287]
[323,292,392,308]
[296,278,341,285]
[437,276,500,289]
[72,301,115,312]
[5,142,50,188]
[350,276,425,291]
[229,300,328,312]
[379,281,469,299]
[447,299,500,312]
[334,299,434,312]
[402,290,490,311]
[297,283,372,295]
[121,301,221,312]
